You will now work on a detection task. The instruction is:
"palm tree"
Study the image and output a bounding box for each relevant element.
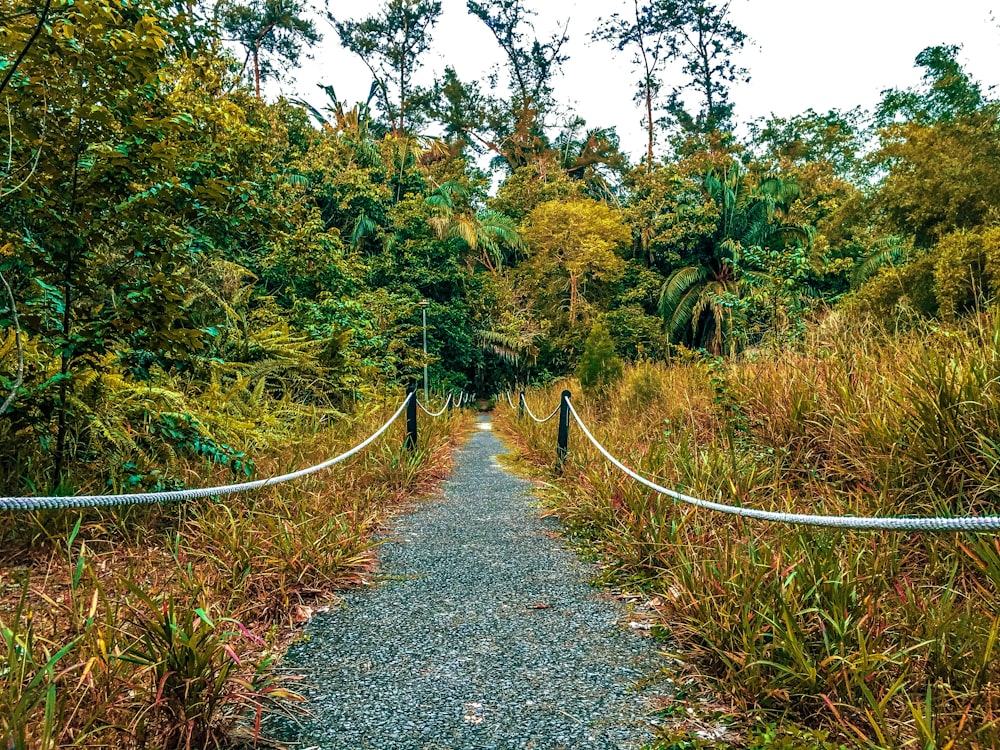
[552,124,629,204]
[425,181,524,272]
[658,165,811,354]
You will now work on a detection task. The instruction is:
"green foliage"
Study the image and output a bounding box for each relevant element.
[657,163,814,353]
[852,227,1000,323]
[119,586,301,749]
[575,321,623,394]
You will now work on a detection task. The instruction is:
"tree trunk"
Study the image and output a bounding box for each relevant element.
[399,12,409,133]
[569,273,579,325]
[253,47,261,99]
[698,20,713,127]
[55,120,84,488]
[645,83,654,168]
[636,1,654,170]
[53,275,71,487]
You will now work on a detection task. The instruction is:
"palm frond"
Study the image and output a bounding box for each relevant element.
[477,328,540,365]
[659,266,707,320]
[853,235,910,288]
[668,286,704,340]
[351,213,377,246]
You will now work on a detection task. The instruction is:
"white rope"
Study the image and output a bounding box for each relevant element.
[417,394,452,418]
[521,393,560,424]
[506,391,516,409]
[567,399,1000,532]
[0,394,413,511]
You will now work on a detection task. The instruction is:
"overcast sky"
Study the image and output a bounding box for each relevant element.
[264,0,1000,161]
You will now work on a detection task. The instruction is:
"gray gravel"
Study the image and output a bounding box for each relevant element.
[265,415,666,749]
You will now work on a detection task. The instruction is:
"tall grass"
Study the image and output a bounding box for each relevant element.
[0,398,469,748]
[499,312,1000,748]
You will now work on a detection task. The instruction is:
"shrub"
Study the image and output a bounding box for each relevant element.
[575,321,623,394]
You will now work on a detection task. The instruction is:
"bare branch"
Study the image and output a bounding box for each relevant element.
[0,0,54,100]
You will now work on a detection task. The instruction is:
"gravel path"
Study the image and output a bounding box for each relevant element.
[265,415,666,749]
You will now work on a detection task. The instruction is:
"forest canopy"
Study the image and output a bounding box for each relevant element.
[0,0,998,493]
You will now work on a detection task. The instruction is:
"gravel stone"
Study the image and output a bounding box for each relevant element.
[265,415,666,749]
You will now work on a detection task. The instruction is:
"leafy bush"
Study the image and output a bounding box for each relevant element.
[575,321,624,394]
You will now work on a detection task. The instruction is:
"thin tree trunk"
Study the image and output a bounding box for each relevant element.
[399,13,409,133]
[636,1,654,170]
[54,118,84,487]
[569,273,578,325]
[698,20,713,127]
[253,47,261,99]
[54,273,71,486]
[645,83,654,168]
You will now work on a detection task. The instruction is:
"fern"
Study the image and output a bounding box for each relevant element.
[853,236,910,288]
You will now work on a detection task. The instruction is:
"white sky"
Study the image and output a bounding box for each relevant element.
[265,0,1000,162]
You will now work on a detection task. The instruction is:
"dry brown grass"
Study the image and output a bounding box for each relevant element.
[1,401,471,749]
[498,313,1000,749]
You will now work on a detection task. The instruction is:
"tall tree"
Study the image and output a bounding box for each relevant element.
[521,198,629,326]
[221,0,320,98]
[593,0,671,168]
[334,0,443,134]
[658,165,811,353]
[877,45,985,126]
[663,0,748,135]
[873,46,999,249]
[464,0,569,169]
[466,0,568,110]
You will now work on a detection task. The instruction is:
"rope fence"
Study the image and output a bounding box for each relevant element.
[508,389,1000,533]
[417,393,452,418]
[0,387,470,512]
[520,393,561,424]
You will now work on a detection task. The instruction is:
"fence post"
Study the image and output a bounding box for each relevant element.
[405,385,418,451]
[518,390,525,420]
[556,389,571,468]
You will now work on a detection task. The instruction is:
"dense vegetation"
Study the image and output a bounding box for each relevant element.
[1,0,999,745]
[502,316,1000,748]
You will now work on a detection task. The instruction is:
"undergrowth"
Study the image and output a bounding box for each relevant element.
[499,310,1000,749]
[0,395,469,748]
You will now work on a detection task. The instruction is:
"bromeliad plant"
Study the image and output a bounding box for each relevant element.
[118,585,304,750]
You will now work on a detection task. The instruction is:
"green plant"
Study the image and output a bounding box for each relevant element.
[576,321,624,394]
[118,584,303,749]
[0,582,81,750]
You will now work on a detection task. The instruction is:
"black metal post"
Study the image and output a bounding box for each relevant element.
[518,390,525,420]
[556,389,571,468]
[405,385,418,451]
